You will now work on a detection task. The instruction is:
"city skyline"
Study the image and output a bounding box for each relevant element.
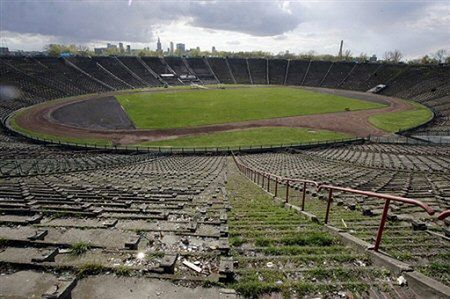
[1,1,449,59]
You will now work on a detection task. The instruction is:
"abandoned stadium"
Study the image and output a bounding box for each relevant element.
[0,55,449,298]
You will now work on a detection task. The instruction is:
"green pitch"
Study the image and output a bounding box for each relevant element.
[369,101,433,133]
[116,87,385,129]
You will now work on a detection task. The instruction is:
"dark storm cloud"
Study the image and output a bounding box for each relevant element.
[187,1,302,36]
[1,1,173,42]
[0,0,302,42]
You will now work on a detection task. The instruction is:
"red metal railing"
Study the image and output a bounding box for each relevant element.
[235,157,319,210]
[233,154,438,252]
[437,210,450,221]
[317,185,435,251]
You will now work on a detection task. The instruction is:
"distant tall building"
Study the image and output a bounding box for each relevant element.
[156,37,162,52]
[0,47,9,56]
[211,46,216,54]
[338,40,343,58]
[170,42,174,54]
[369,54,377,62]
[126,45,131,54]
[176,43,185,54]
[119,43,124,53]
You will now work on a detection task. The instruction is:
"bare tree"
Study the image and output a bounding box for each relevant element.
[383,50,403,63]
[342,49,353,61]
[433,49,447,63]
[77,45,91,56]
[357,53,368,63]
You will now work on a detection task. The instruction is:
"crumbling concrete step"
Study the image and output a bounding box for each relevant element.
[0,270,76,299]
[71,275,237,299]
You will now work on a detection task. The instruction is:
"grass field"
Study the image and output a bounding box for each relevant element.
[116,87,385,129]
[140,127,352,147]
[369,102,432,133]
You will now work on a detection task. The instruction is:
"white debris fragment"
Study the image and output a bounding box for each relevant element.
[355,260,366,267]
[183,260,202,273]
[136,252,146,260]
[337,291,347,297]
[266,262,274,268]
[397,275,407,286]
[341,219,348,228]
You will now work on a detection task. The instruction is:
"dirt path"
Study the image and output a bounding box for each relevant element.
[14,87,413,145]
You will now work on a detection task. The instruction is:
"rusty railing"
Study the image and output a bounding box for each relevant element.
[317,185,435,251]
[437,210,450,221]
[233,154,437,252]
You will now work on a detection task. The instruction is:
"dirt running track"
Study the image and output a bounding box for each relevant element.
[14,87,413,145]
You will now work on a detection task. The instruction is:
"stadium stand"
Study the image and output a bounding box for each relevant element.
[164,56,191,77]
[320,61,355,88]
[67,56,131,90]
[227,58,251,84]
[206,57,235,84]
[0,58,65,104]
[362,64,405,91]
[2,56,85,97]
[185,57,218,84]
[92,56,146,88]
[302,60,333,87]
[140,56,182,85]
[117,56,162,86]
[268,58,288,85]
[340,63,382,91]
[36,56,111,94]
[247,58,268,84]
[239,147,449,214]
[284,59,310,86]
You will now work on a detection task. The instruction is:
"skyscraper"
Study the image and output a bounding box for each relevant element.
[170,42,174,55]
[176,43,185,54]
[156,37,162,52]
[119,43,124,53]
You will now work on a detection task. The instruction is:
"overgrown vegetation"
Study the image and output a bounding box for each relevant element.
[76,263,105,278]
[225,158,389,297]
[70,242,91,255]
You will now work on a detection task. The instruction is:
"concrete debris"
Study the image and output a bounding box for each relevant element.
[183,260,202,273]
[397,275,407,286]
[355,260,366,267]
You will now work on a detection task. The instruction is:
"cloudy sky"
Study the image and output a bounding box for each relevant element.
[1,0,449,59]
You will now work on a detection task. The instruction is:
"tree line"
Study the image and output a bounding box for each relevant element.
[44,44,449,65]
